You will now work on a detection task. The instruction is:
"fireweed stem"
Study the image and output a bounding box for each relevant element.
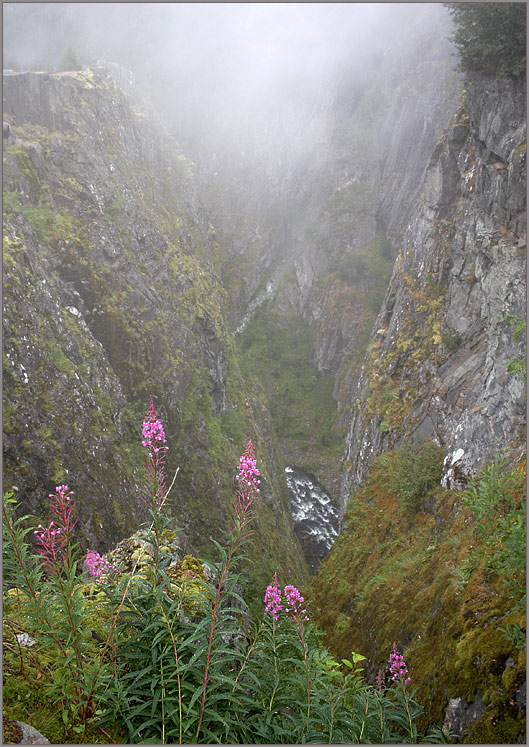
[196,522,246,738]
[90,471,179,683]
[232,621,264,695]
[298,619,311,717]
[158,603,183,744]
[86,404,179,721]
[284,584,311,717]
[328,689,335,743]
[92,400,178,738]
[264,572,282,680]
[4,490,94,723]
[266,617,279,711]
[195,440,260,741]
[272,618,278,676]
[358,690,369,742]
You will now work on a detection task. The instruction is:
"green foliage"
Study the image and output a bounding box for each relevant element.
[59,45,82,72]
[362,229,394,313]
[2,491,111,740]
[238,302,339,458]
[3,400,16,435]
[308,448,526,742]
[388,440,445,512]
[363,272,448,435]
[444,2,526,77]
[3,426,440,744]
[462,455,526,617]
[498,622,526,651]
[502,313,527,382]
[3,190,74,246]
[443,327,462,351]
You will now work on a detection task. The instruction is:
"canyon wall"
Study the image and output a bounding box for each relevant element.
[340,69,526,516]
[2,66,308,583]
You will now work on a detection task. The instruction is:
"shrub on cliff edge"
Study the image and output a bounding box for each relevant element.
[444,2,526,77]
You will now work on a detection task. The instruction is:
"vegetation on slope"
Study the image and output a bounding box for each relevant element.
[2,69,307,587]
[3,407,450,744]
[308,443,526,743]
[445,2,526,77]
[238,299,342,481]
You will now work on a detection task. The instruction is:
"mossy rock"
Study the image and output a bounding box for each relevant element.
[3,716,23,744]
[164,555,210,615]
[307,448,526,741]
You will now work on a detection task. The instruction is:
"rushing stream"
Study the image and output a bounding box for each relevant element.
[285,466,339,573]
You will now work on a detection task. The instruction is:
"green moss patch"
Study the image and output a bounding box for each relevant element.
[307,448,526,742]
[238,300,341,472]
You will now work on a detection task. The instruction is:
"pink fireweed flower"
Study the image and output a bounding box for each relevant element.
[85,550,118,584]
[284,584,309,623]
[231,440,260,532]
[49,485,77,537]
[142,417,167,452]
[142,396,168,508]
[33,485,77,574]
[33,523,67,572]
[235,447,260,492]
[284,583,311,715]
[196,440,261,739]
[264,572,282,621]
[388,643,411,684]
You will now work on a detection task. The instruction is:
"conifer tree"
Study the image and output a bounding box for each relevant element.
[59,44,81,72]
[444,2,526,77]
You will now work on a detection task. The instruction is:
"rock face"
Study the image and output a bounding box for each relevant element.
[221,6,461,489]
[270,7,460,442]
[2,66,307,583]
[340,69,526,515]
[443,694,486,738]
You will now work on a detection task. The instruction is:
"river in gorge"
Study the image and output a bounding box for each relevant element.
[285,466,340,574]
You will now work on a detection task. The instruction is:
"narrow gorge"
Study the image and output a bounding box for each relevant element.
[3,3,526,743]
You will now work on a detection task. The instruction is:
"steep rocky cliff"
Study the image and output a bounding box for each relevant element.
[307,65,526,745]
[228,5,460,491]
[340,69,526,513]
[2,66,308,584]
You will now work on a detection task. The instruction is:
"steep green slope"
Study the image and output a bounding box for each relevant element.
[2,66,308,586]
[305,59,526,745]
[308,446,526,742]
[238,298,341,491]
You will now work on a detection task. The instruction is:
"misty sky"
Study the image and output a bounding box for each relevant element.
[4,3,431,70]
[3,0,458,195]
[3,4,452,128]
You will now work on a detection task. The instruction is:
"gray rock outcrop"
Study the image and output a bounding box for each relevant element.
[443,693,486,738]
[340,69,526,514]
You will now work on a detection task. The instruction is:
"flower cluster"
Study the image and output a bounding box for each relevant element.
[263,578,310,624]
[33,486,77,573]
[284,584,309,623]
[232,440,260,530]
[85,550,118,584]
[142,396,168,508]
[33,520,65,563]
[142,415,167,455]
[389,643,411,684]
[264,572,282,621]
[375,668,386,693]
[235,444,260,492]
